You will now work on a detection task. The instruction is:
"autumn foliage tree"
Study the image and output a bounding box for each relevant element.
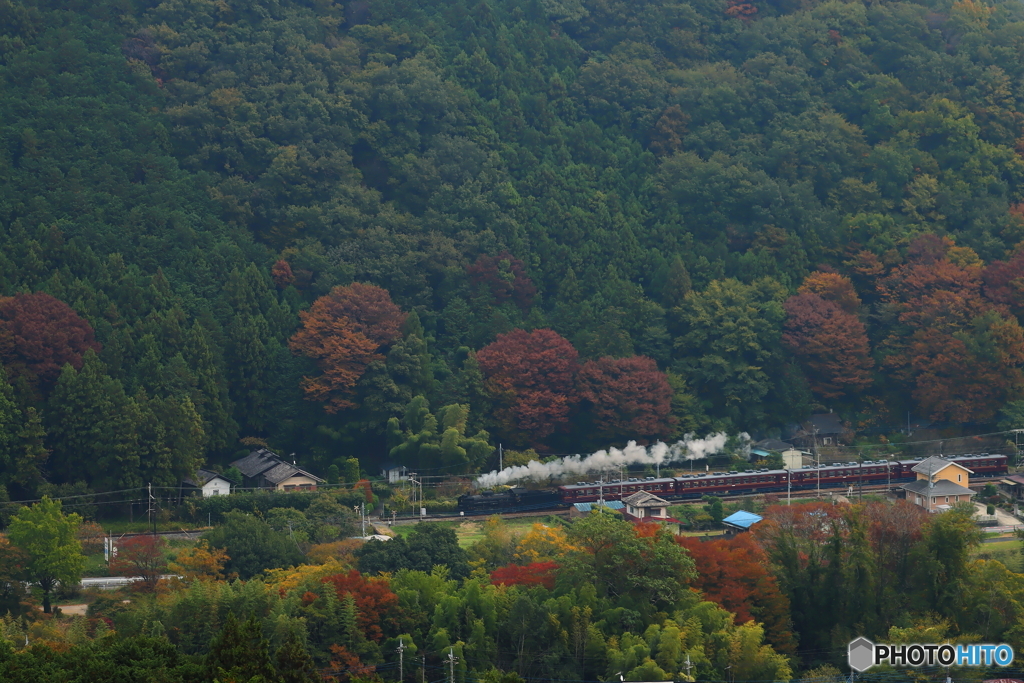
[576,356,675,441]
[878,235,1024,421]
[490,561,559,590]
[782,293,873,400]
[0,293,100,392]
[797,271,862,313]
[467,252,537,309]
[109,534,168,591]
[289,283,405,412]
[477,329,578,444]
[676,534,796,654]
[322,570,400,642]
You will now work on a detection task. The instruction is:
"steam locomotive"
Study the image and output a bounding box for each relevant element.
[456,453,1008,514]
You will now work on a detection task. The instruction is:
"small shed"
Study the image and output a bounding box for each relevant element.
[722,510,763,532]
[998,475,1024,500]
[621,491,673,521]
[380,462,409,484]
[182,469,232,498]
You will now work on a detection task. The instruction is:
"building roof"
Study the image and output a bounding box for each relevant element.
[183,469,228,487]
[231,448,281,478]
[1000,475,1024,486]
[755,438,794,452]
[230,448,324,484]
[806,413,844,435]
[573,501,625,512]
[911,456,973,477]
[622,491,670,507]
[722,510,763,529]
[901,479,977,497]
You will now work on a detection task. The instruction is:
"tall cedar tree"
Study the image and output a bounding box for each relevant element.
[289,283,405,412]
[782,293,874,400]
[206,612,280,682]
[575,356,675,441]
[476,328,578,444]
[47,350,142,490]
[0,292,101,393]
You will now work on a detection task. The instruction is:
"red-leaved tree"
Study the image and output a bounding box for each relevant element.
[490,561,559,590]
[467,251,537,309]
[476,329,578,444]
[982,250,1024,317]
[0,292,101,392]
[797,271,862,313]
[576,356,675,441]
[271,259,295,288]
[876,236,1024,421]
[782,293,873,400]
[289,284,405,412]
[676,534,796,654]
[322,570,399,642]
[109,535,168,591]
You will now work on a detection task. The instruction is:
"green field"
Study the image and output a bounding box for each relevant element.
[391,516,565,548]
[973,538,1022,570]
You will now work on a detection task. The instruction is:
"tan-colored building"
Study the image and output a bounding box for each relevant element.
[900,456,976,512]
[231,448,325,492]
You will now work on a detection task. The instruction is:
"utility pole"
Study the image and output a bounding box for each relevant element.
[684,654,693,681]
[813,427,820,499]
[147,483,157,534]
[397,638,405,682]
[499,443,503,471]
[421,654,425,683]
[361,502,366,537]
[447,647,458,683]
[787,468,791,506]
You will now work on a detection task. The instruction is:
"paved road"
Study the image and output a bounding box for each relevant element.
[80,575,178,589]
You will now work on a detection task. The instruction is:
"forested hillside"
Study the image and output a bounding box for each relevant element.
[4,0,1024,496]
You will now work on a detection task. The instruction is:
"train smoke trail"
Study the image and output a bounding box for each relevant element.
[475,432,747,487]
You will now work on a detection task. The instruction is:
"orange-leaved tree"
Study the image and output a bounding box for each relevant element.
[289,283,405,412]
[576,355,676,442]
[322,569,399,642]
[798,271,862,313]
[676,533,796,654]
[168,539,229,582]
[877,235,1024,421]
[782,292,873,400]
[490,561,559,590]
[476,328,578,444]
[110,534,168,591]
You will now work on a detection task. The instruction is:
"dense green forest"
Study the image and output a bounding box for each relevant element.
[4,0,1024,498]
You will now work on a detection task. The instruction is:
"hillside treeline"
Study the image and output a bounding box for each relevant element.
[4,0,1024,496]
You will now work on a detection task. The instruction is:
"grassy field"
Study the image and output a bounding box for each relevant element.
[392,516,564,548]
[973,537,1022,570]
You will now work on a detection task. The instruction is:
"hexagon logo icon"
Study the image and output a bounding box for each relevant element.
[848,637,875,672]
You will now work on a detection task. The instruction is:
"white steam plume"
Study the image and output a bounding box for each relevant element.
[475,432,748,487]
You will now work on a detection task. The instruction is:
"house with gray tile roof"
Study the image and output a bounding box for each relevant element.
[230,448,325,492]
